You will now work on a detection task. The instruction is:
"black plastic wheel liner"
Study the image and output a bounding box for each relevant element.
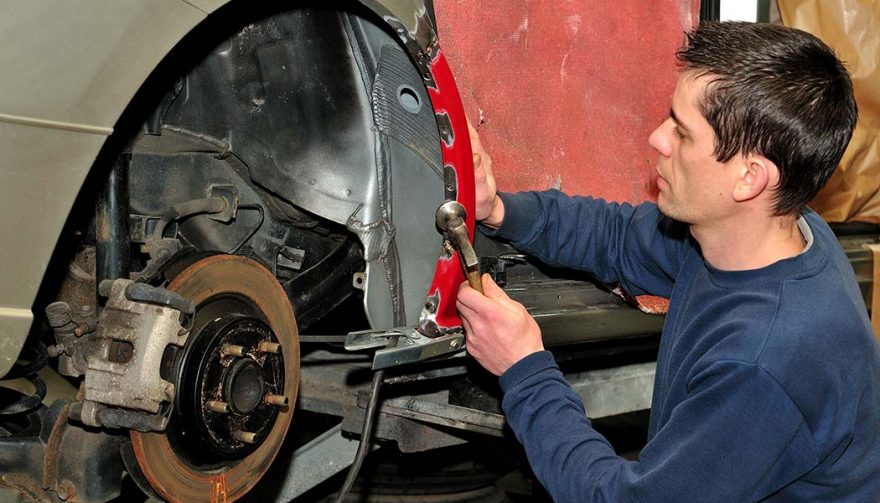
[127,2,442,331]
[156,5,423,226]
[284,236,365,331]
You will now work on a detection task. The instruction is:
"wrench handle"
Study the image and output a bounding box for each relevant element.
[466,269,484,295]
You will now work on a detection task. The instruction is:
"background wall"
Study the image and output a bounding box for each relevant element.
[435,1,700,203]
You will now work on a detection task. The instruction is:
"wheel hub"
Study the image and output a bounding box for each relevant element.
[171,314,285,463]
[227,357,265,415]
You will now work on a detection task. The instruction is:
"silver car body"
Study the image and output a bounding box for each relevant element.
[0,0,467,378]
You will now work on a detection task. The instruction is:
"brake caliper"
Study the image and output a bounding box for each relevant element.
[50,279,193,431]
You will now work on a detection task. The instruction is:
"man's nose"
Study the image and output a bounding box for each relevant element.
[649,119,673,158]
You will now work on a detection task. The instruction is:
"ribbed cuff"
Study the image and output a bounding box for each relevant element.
[499,350,558,393]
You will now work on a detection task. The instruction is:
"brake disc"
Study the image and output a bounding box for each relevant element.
[130,255,300,502]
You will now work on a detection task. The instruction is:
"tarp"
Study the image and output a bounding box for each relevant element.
[779,0,880,223]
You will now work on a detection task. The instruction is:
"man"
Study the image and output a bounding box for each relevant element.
[457,21,880,502]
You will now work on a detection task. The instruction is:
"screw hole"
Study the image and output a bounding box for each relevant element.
[397,85,421,114]
[353,273,367,289]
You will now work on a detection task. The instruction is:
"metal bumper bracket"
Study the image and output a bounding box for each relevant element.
[345,326,465,369]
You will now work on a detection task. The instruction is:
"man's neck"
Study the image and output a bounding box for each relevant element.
[691,212,806,271]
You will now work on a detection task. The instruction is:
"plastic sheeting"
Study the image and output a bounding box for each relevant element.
[779,0,880,223]
[434,1,699,204]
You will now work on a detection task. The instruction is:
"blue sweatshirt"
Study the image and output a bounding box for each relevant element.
[488,190,880,502]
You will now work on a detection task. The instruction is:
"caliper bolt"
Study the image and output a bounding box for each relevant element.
[232,430,258,444]
[206,400,230,414]
[47,344,65,358]
[257,341,281,354]
[56,479,76,501]
[265,394,289,407]
[220,343,246,357]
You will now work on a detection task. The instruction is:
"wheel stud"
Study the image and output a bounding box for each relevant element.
[265,394,288,406]
[221,343,246,357]
[232,430,258,444]
[257,341,281,354]
[206,400,230,413]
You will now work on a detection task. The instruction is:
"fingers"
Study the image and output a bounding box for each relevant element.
[455,295,479,320]
[466,116,498,222]
[459,314,474,340]
[457,280,490,311]
[456,274,546,376]
[459,276,510,310]
[467,118,488,168]
[467,117,480,144]
[467,119,483,157]
[457,280,507,333]
[480,274,505,299]
[473,154,484,180]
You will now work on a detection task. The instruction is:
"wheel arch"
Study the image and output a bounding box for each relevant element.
[0,0,458,377]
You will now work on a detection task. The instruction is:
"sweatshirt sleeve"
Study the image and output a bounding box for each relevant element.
[482,190,692,297]
[500,353,819,503]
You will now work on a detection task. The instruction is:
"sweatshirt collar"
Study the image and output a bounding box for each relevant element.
[703,212,827,288]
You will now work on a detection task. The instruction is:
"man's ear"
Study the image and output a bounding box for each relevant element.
[732,155,773,203]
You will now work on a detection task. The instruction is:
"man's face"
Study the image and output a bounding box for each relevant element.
[648,72,739,225]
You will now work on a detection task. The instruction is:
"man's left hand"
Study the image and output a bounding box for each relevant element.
[457,274,545,376]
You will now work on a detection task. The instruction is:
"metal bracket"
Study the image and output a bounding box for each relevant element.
[345,326,465,370]
[207,185,239,223]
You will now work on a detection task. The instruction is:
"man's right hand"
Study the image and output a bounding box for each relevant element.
[468,120,504,228]
[457,273,544,376]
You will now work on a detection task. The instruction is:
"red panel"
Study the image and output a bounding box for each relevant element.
[435,1,699,203]
[425,50,475,329]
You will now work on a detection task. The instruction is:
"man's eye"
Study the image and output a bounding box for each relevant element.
[674,127,686,139]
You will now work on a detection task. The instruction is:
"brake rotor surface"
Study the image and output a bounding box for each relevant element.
[130,255,300,502]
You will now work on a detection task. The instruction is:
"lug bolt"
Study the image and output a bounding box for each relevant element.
[232,430,258,444]
[265,394,289,406]
[206,400,230,413]
[257,341,281,354]
[221,343,246,357]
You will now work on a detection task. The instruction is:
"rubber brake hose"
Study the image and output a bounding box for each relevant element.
[334,369,385,503]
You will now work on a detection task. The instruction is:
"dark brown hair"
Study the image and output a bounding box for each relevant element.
[677,21,857,215]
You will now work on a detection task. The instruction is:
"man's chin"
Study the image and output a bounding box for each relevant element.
[656,195,671,217]
[656,198,686,223]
